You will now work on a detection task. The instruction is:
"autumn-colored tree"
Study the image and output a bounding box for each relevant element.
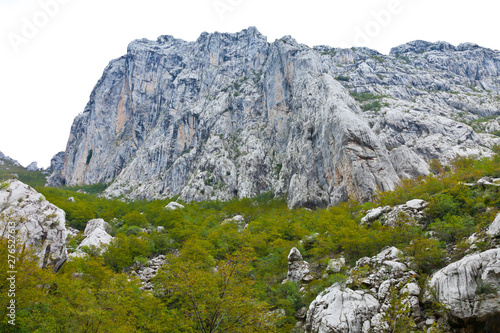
[155,249,277,333]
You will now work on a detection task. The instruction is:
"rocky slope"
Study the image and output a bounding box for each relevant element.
[0,151,21,167]
[49,28,500,207]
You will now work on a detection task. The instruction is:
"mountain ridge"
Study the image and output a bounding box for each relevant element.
[48,27,500,208]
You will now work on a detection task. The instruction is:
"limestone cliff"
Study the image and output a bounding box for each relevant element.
[50,28,500,207]
[53,27,399,207]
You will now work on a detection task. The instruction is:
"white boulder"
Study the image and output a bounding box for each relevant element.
[286,247,313,283]
[165,202,185,210]
[487,213,500,237]
[0,179,68,268]
[429,248,500,320]
[305,284,379,333]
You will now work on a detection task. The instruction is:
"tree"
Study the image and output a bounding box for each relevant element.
[155,249,276,333]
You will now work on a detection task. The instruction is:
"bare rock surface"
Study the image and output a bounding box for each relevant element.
[0,179,68,268]
[286,247,313,283]
[429,249,500,322]
[52,28,400,208]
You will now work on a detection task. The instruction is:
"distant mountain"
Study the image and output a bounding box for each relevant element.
[0,151,21,167]
[48,28,500,207]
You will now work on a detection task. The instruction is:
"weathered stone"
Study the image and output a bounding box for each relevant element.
[327,257,346,274]
[287,247,313,283]
[53,28,400,208]
[26,162,39,171]
[165,202,185,210]
[487,213,500,237]
[0,179,68,268]
[428,249,500,323]
[83,218,112,237]
[305,284,379,333]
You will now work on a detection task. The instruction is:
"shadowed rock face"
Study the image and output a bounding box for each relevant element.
[53,27,399,208]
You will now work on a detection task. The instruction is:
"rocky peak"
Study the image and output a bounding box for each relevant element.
[390,40,456,55]
[0,150,21,166]
[51,28,500,208]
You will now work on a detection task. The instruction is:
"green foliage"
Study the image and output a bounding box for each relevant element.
[155,249,276,332]
[361,100,382,112]
[0,161,47,187]
[15,149,500,331]
[86,149,93,165]
[476,281,497,295]
[406,238,446,274]
[350,92,386,112]
[429,214,474,243]
[382,287,416,332]
[335,75,350,82]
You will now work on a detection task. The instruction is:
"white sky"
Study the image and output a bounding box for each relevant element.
[1,0,499,168]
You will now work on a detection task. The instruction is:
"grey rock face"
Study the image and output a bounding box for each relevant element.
[53,29,500,207]
[26,162,39,171]
[54,27,398,208]
[429,249,500,322]
[46,151,65,187]
[0,151,21,166]
[320,40,500,168]
[0,179,68,268]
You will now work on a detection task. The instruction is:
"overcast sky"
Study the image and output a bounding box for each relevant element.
[1,0,499,168]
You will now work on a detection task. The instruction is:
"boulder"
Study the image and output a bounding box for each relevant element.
[326,257,346,274]
[486,213,500,237]
[221,215,246,230]
[286,247,313,283]
[71,219,113,256]
[428,248,500,324]
[165,202,185,211]
[305,284,379,333]
[83,218,112,237]
[0,179,68,268]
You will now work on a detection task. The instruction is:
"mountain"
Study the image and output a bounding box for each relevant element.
[0,151,21,167]
[48,28,500,207]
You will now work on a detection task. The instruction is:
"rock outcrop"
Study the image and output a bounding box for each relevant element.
[70,218,113,257]
[133,255,166,291]
[428,248,500,329]
[305,284,379,333]
[26,162,39,171]
[0,179,68,268]
[45,151,65,187]
[165,202,185,211]
[361,199,427,227]
[0,151,21,166]
[50,29,500,208]
[52,27,400,208]
[286,247,313,283]
[487,213,500,237]
[305,247,423,333]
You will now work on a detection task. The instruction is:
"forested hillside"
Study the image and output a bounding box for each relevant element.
[1,151,500,332]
